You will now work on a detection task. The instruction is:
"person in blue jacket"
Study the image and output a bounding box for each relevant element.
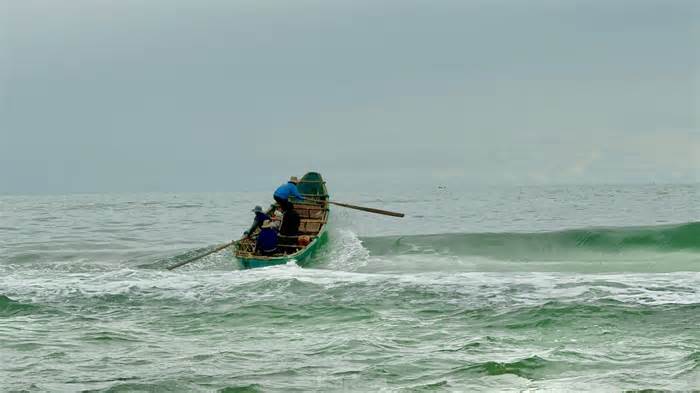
[255,220,278,256]
[244,205,270,236]
[273,176,304,210]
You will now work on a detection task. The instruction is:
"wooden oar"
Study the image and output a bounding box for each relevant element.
[167,241,237,270]
[306,198,404,217]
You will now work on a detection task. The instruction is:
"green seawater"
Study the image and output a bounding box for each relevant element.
[1,184,699,391]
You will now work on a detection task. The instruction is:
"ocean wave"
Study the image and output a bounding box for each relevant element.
[0,295,40,317]
[443,355,554,380]
[359,221,700,260]
[2,267,697,314]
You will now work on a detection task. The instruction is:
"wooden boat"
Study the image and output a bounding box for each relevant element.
[234,172,329,269]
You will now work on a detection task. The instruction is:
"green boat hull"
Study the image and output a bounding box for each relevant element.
[239,228,328,269]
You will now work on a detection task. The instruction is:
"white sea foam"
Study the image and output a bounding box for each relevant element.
[321,228,370,272]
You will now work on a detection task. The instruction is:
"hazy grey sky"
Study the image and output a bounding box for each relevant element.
[2,0,698,193]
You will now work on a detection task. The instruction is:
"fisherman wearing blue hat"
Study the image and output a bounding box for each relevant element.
[244,205,270,236]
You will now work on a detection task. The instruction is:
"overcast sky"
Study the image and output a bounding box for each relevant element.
[1,0,698,193]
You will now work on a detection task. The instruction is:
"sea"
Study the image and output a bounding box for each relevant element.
[1,183,699,392]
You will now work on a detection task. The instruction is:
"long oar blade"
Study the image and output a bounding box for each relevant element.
[328,201,404,217]
[167,241,236,271]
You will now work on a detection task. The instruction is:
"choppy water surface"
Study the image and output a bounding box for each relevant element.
[1,184,699,391]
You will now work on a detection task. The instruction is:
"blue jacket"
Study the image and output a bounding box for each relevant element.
[253,212,270,228]
[274,182,304,201]
[246,211,270,235]
[256,227,278,253]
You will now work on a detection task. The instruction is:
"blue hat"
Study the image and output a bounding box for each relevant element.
[252,205,263,213]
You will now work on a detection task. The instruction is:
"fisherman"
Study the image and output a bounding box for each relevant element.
[255,220,278,256]
[278,202,301,245]
[273,176,304,211]
[244,205,270,236]
[270,209,283,229]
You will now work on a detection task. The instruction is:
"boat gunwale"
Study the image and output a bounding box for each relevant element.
[238,210,328,262]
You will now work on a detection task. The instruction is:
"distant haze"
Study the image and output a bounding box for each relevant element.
[2,0,698,193]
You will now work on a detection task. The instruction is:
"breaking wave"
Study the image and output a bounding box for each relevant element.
[360,222,700,260]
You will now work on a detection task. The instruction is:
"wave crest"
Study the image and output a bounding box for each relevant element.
[360,222,700,260]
